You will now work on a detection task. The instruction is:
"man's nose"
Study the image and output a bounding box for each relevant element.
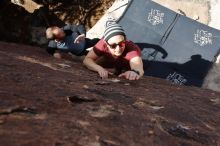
[114,45,121,51]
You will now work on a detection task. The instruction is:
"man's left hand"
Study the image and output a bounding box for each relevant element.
[118,70,140,80]
[74,34,85,43]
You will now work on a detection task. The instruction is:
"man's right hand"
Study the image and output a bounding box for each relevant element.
[97,68,113,79]
[74,34,85,44]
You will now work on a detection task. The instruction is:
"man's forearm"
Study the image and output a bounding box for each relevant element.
[77,25,86,36]
[130,57,144,77]
[83,57,103,72]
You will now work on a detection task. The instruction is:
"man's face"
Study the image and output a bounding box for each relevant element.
[53,27,65,40]
[106,35,126,57]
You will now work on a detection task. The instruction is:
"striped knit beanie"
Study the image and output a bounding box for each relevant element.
[103,20,126,41]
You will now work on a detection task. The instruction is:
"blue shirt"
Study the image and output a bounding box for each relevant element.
[55,32,86,55]
[47,25,86,56]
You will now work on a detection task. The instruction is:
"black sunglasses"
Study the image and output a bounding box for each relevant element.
[107,40,126,49]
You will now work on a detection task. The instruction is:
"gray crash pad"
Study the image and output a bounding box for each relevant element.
[118,0,220,87]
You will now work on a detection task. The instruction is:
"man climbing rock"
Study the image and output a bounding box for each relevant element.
[83,20,144,80]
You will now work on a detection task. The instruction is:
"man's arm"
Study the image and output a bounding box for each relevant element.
[83,49,113,79]
[46,40,57,55]
[46,46,56,55]
[129,56,144,77]
[76,25,86,36]
[74,25,86,43]
[119,56,144,80]
[63,25,76,31]
[62,24,86,35]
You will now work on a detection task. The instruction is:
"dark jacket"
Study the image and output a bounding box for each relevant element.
[46,25,86,56]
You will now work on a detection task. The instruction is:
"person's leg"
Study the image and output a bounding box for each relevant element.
[85,38,100,48]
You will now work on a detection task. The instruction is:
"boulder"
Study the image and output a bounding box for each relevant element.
[0,41,219,146]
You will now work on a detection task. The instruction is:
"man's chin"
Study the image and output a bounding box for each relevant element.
[114,53,122,57]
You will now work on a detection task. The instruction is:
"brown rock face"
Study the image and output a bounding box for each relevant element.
[0,41,220,146]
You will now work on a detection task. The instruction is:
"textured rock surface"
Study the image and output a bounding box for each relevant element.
[0,41,220,146]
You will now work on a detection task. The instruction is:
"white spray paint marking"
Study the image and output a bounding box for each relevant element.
[148,9,164,26]
[194,29,213,46]
[166,72,187,85]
